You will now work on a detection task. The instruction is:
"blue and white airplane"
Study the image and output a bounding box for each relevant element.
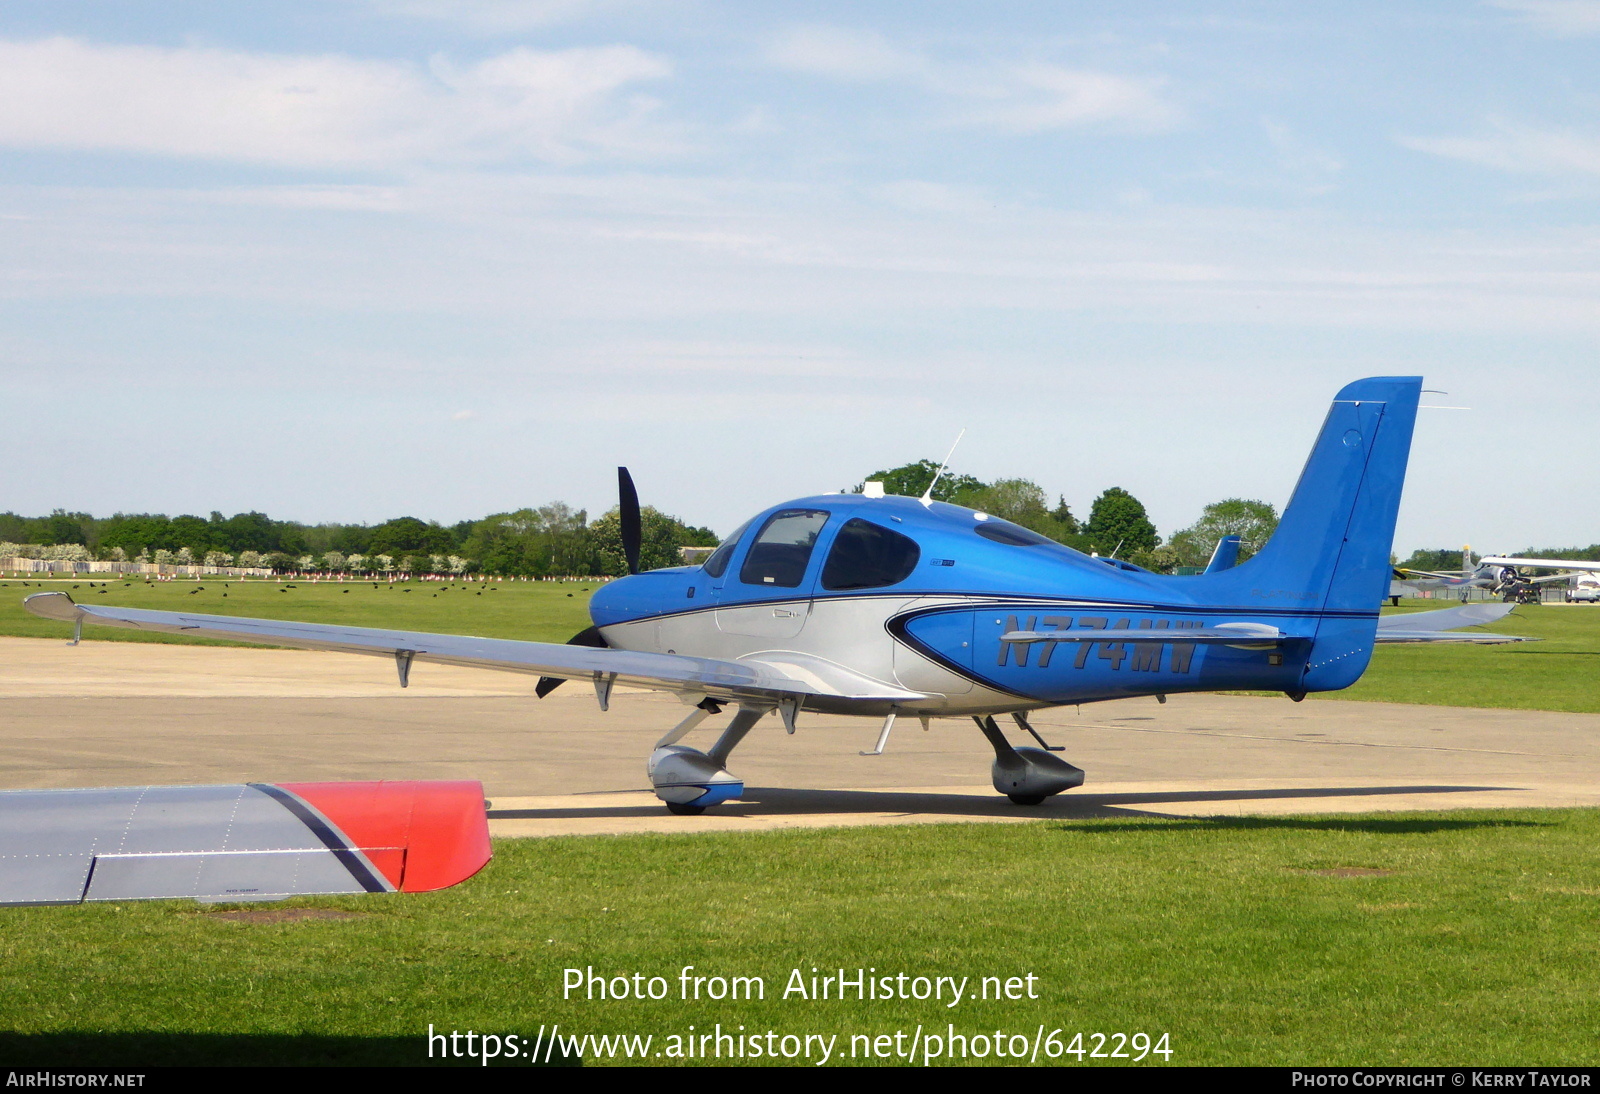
[26,376,1530,816]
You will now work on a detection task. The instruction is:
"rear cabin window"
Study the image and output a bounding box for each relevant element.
[701,519,753,579]
[739,509,829,587]
[821,518,922,590]
[973,519,1056,546]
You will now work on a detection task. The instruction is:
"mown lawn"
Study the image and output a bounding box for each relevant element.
[0,575,596,646]
[2,812,1598,1066]
[1324,603,1600,713]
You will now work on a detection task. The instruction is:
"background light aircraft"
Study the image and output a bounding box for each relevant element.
[25,377,1533,818]
[1398,548,1600,604]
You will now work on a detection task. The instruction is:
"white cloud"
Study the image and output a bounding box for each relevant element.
[767,25,1178,134]
[0,37,674,169]
[451,409,477,420]
[1401,117,1600,176]
[1490,0,1600,36]
[362,0,634,33]
[955,63,1178,134]
[765,25,928,82]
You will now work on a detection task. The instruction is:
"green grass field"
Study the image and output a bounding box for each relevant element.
[2,811,1598,1067]
[0,575,596,646]
[1322,602,1600,713]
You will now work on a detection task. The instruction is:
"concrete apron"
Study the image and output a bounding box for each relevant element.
[3,637,1598,835]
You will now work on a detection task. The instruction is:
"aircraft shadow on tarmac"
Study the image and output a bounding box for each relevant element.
[486,783,1519,823]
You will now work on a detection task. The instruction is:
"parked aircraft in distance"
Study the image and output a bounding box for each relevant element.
[1399,547,1600,604]
[27,377,1533,817]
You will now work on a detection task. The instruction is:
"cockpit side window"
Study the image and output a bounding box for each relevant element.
[702,519,753,579]
[739,509,830,588]
[821,518,921,590]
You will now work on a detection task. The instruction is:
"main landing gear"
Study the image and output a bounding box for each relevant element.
[646,698,762,815]
[974,714,1084,805]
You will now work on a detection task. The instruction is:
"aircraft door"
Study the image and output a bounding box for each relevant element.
[713,509,829,640]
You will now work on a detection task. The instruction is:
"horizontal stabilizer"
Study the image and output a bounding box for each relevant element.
[1373,602,1536,644]
[0,780,490,906]
[1000,622,1297,646]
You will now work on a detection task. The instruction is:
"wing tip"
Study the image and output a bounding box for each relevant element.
[22,590,79,622]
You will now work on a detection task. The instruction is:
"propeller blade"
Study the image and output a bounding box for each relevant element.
[618,466,642,575]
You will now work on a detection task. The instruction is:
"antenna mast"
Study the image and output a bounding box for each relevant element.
[920,429,966,507]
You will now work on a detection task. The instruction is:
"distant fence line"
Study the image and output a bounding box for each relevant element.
[2,558,617,581]
[2,557,273,577]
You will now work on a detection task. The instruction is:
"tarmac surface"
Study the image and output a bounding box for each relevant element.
[3,635,1599,836]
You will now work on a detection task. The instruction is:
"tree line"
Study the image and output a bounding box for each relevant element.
[1,461,1287,578]
[855,460,1279,574]
[1399,545,1600,572]
[0,506,717,577]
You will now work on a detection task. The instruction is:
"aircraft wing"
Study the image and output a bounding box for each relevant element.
[0,780,490,906]
[22,592,923,705]
[1374,602,1535,643]
[1480,556,1600,572]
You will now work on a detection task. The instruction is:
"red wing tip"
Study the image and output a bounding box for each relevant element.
[275,780,491,893]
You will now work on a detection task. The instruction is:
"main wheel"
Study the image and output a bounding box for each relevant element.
[1008,793,1047,806]
[665,801,705,816]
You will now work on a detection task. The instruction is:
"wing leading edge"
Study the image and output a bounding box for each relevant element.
[22,592,922,705]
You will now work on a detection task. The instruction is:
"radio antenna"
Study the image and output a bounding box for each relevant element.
[920,429,966,507]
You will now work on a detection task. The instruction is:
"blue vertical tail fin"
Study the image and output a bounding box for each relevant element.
[1193,376,1422,689]
[1202,535,1242,574]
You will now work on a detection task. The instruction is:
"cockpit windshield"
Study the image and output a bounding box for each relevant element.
[701,519,753,579]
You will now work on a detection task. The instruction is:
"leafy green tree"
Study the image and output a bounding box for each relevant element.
[1398,548,1465,573]
[1130,543,1178,574]
[1082,487,1158,556]
[460,503,595,576]
[591,506,714,575]
[954,478,1084,547]
[366,517,453,559]
[1169,499,1280,569]
[854,460,983,502]
[40,511,89,547]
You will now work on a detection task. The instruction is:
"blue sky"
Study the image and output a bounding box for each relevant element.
[2,2,1597,553]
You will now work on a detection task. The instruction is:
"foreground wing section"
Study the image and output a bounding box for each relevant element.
[0,780,490,906]
[1374,602,1535,644]
[23,592,921,704]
